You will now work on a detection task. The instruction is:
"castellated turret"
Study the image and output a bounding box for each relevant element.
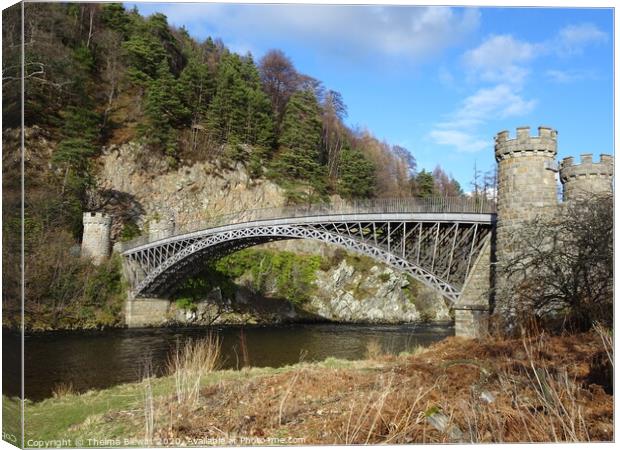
[149,216,175,242]
[494,126,559,327]
[495,126,559,226]
[81,212,112,265]
[559,153,613,201]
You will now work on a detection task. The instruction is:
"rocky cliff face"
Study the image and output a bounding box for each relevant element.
[310,259,451,323]
[96,142,286,239]
[96,141,452,324]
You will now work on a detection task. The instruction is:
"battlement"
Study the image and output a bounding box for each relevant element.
[82,212,112,226]
[559,153,614,183]
[495,126,557,162]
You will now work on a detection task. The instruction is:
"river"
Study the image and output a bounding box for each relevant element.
[4,323,453,401]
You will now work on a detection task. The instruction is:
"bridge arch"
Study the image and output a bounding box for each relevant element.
[120,205,494,305]
[128,224,467,302]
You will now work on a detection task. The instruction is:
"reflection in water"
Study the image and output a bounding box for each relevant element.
[12,323,453,401]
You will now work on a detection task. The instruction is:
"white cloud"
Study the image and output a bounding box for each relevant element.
[555,23,608,55]
[545,68,597,83]
[132,4,480,61]
[463,34,537,70]
[428,129,488,153]
[435,21,608,154]
[462,23,608,85]
[452,84,536,125]
[429,84,536,152]
[462,34,538,85]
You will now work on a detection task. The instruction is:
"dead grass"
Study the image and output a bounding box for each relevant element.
[365,339,382,359]
[98,330,612,445]
[51,382,75,399]
[593,322,613,369]
[142,371,154,446]
[166,334,221,406]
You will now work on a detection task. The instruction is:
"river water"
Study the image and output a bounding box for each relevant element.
[4,323,453,401]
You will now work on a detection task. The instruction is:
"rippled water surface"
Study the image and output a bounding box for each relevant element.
[4,323,453,401]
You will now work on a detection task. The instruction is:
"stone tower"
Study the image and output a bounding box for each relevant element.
[559,154,613,201]
[81,212,112,265]
[149,216,175,242]
[494,126,559,328]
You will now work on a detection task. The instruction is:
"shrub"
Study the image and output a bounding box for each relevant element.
[499,193,613,332]
[120,222,141,242]
[378,272,391,283]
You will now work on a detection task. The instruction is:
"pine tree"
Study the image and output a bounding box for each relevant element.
[274,89,324,185]
[207,53,274,149]
[52,106,102,233]
[145,13,186,76]
[122,31,168,82]
[61,106,101,144]
[414,169,436,198]
[121,12,184,83]
[52,138,97,182]
[337,148,376,199]
[179,58,215,122]
[178,58,215,151]
[100,3,131,37]
[239,55,274,149]
[141,60,190,157]
[207,54,248,145]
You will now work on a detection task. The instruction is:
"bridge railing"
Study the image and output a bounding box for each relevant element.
[119,196,496,252]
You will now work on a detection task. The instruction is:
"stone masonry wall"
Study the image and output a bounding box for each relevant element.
[125,297,171,327]
[458,236,492,308]
[454,235,492,337]
[560,154,613,201]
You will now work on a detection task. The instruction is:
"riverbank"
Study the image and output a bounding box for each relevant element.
[16,330,613,445]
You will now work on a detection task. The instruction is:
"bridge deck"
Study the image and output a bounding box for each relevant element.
[122,211,495,254]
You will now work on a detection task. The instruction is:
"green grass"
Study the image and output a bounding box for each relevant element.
[2,396,22,447]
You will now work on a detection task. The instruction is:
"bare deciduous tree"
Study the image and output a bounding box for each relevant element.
[499,192,613,331]
[432,165,462,197]
[348,129,415,198]
[321,90,347,180]
[96,29,125,126]
[258,49,299,126]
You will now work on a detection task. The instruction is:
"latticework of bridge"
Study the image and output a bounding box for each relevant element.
[120,197,496,303]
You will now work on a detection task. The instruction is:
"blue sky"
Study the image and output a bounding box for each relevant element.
[127,2,613,189]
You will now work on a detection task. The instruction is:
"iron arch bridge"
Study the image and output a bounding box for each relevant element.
[119,198,496,303]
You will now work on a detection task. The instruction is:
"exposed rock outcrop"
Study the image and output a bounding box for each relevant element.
[96,142,286,238]
[309,259,452,323]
